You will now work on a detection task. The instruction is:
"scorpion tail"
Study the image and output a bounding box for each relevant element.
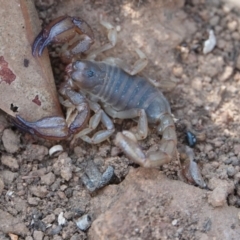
[115,113,177,168]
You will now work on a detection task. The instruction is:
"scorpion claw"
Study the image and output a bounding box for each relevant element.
[32,16,94,59]
[13,115,70,140]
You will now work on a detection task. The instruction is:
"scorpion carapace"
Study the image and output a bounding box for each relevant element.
[13,15,178,168]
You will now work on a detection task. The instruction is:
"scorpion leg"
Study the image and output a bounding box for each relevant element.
[86,19,117,60]
[115,112,177,168]
[74,102,115,144]
[104,48,148,75]
[104,106,148,140]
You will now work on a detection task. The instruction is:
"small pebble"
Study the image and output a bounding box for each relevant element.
[33,230,44,240]
[227,166,236,177]
[76,214,92,231]
[203,30,216,54]
[1,155,19,171]
[28,197,40,206]
[2,129,20,153]
[30,186,48,198]
[209,15,220,26]
[219,66,233,81]
[41,172,56,185]
[42,214,56,225]
[58,212,66,226]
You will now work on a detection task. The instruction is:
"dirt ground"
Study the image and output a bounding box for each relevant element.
[1,0,240,239]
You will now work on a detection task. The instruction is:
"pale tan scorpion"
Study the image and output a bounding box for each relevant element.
[14,16,177,168]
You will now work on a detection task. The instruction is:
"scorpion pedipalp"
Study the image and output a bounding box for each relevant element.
[32,16,94,60]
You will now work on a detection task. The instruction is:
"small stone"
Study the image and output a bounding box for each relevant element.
[227,20,238,32]
[0,170,18,185]
[208,178,234,207]
[236,56,240,71]
[227,166,236,177]
[0,209,29,236]
[30,186,48,198]
[191,77,202,90]
[2,129,20,153]
[230,157,239,166]
[172,219,178,226]
[73,146,86,158]
[59,157,73,181]
[203,30,216,54]
[208,186,227,207]
[76,214,92,231]
[28,197,40,206]
[42,214,56,225]
[58,191,66,199]
[58,212,66,226]
[172,65,183,78]
[1,155,19,171]
[219,66,233,81]
[23,144,48,161]
[217,39,226,49]
[209,15,220,26]
[232,31,240,40]
[233,144,240,155]
[25,237,33,240]
[41,172,56,185]
[228,194,237,206]
[0,178,4,195]
[33,230,44,240]
[53,153,73,181]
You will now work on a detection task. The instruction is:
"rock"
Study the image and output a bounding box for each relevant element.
[1,155,19,171]
[219,66,234,81]
[25,237,33,240]
[33,230,44,240]
[76,214,92,231]
[0,178,4,195]
[0,170,18,185]
[203,30,216,54]
[42,214,56,225]
[2,129,20,153]
[41,172,56,185]
[227,166,236,177]
[30,186,48,198]
[22,144,48,161]
[208,178,234,207]
[89,168,240,239]
[172,65,183,78]
[233,144,240,155]
[209,15,220,26]
[227,20,238,32]
[53,153,73,181]
[0,209,29,236]
[191,77,202,91]
[208,186,228,207]
[28,197,40,206]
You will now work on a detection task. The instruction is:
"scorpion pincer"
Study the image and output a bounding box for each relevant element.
[14,16,177,168]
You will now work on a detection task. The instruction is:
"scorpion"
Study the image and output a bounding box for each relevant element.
[14,16,177,168]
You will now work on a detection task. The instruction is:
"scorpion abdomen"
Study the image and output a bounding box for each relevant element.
[84,62,171,124]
